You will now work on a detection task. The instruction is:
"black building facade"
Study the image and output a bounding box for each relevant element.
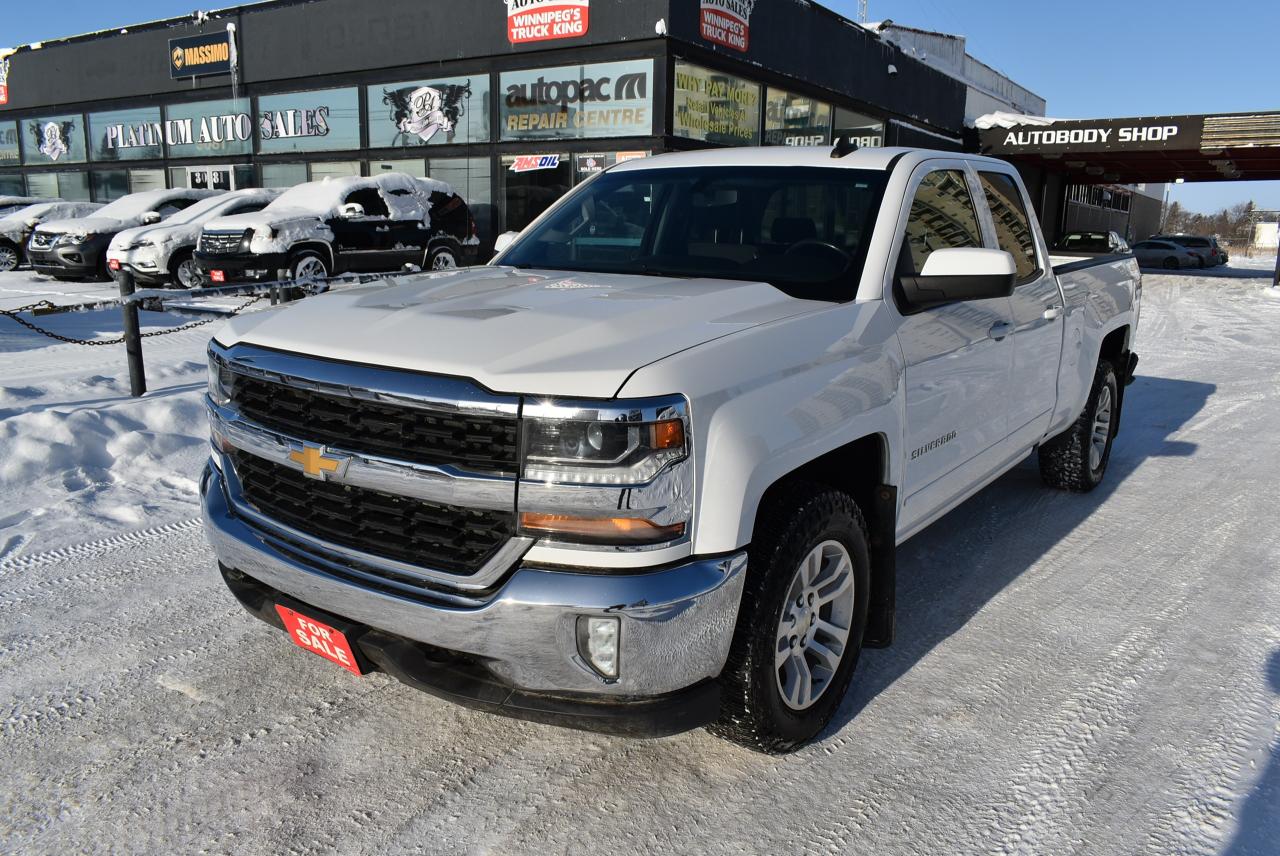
[0,0,966,248]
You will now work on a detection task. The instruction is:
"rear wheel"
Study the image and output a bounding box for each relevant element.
[710,483,870,754]
[0,241,19,272]
[1163,257,1179,270]
[426,241,461,271]
[1039,360,1119,492]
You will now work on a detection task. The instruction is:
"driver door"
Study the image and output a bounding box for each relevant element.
[895,164,1015,537]
[328,187,390,272]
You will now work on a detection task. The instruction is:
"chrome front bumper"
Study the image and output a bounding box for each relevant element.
[201,464,747,699]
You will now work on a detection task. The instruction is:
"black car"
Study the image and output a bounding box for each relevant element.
[193,173,479,285]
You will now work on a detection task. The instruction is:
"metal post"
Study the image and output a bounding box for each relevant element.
[117,270,147,397]
[1273,248,1279,288]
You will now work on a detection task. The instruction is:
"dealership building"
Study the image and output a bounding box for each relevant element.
[0,0,1021,247]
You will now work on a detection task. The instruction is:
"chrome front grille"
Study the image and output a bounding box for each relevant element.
[199,230,245,254]
[209,342,530,591]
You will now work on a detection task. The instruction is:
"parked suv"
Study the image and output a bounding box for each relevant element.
[1131,239,1201,269]
[0,196,61,218]
[0,201,102,272]
[27,188,222,280]
[194,173,479,285]
[1150,234,1224,267]
[107,189,281,288]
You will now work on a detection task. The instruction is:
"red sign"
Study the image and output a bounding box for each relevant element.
[700,0,755,53]
[509,154,561,173]
[108,258,121,271]
[0,58,9,106]
[209,270,226,283]
[275,604,363,676]
[506,0,589,44]
[0,86,8,107]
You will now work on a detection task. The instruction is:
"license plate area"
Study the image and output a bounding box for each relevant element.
[274,603,365,676]
[210,270,226,282]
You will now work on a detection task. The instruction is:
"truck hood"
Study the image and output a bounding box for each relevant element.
[216,266,827,398]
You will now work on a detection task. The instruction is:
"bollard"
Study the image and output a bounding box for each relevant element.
[117,269,147,397]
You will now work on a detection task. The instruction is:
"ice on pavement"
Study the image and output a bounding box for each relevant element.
[1,261,1279,854]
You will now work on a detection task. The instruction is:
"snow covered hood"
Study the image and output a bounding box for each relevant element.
[35,216,136,236]
[215,266,826,398]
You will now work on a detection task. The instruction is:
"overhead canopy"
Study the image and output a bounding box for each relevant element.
[977,111,1280,183]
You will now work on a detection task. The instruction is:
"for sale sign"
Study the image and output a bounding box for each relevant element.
[506,0,589,44]
[700,0,756,53]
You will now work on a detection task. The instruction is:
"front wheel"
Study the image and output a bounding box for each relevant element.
[1038,360,1119,492]
[170,251,202,289]
[0,241,19,272]
[710,483,870,754]
[286,250,329,283]
[426,241,460,271]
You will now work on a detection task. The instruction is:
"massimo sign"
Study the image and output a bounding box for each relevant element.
[169,32,233,79]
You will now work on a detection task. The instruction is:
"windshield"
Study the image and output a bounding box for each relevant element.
[163,194,239,226]
[95,194,168,221]
[498,166,888,301]
[266,182,343,214]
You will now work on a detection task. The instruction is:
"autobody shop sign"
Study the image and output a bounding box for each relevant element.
[500,60,652,140]
[983,116,1204,154]
[506,0,589,44]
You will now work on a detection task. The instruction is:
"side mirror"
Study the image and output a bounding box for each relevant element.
[898,248,1016,311]
[492,231,520,256]
[141,211,162,225]
[338,202,365,220]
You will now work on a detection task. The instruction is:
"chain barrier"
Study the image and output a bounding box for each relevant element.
[0,294,266,346]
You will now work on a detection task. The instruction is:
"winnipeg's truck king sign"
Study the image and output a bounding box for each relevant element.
[506,0,590,44]
[700,0,756,52]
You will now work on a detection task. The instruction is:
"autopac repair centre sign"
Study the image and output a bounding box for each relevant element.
[500,60,652,140]
[169,31,233,79]
[506,0,589,44]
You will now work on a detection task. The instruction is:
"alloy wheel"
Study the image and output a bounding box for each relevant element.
[1090,383,1113,471]
[774,540,857,711]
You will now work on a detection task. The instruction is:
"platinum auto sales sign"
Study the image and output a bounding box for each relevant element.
[506,0,589,44]
[700,0,756,52]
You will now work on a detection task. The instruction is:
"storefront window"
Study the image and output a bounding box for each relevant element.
[673,62,761,147]
[501,153,570,232]
[21,114,88,165]
[261,163,308,188]
[368,76,490,148]
[309,161,361,181]
[26,171,91,201]
[89,107,163,162]
[0,122,20,168]
[574,151,649,182]
[371,159,427,178]
[258,88,361,155]
[428,157,491,207]
[130,169,167,193]
[164,98,253,158]
[0,173,24,195]
[832,107,885,148]
[92,170,130,202]
[500,60,653,142]
[764,89,832,146]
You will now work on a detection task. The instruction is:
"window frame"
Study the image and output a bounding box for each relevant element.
[976,169,1044,288]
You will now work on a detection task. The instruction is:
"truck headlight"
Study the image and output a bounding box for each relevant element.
[518,396,693,549]
[207,350,235,406]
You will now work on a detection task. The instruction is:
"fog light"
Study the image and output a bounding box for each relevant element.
[577,616,620,680]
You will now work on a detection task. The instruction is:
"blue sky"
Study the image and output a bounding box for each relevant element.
[5,0,1276,213]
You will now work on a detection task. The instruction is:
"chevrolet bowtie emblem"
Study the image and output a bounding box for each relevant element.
[288,444,349,481]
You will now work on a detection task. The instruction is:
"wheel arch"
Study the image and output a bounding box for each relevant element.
[290,241,335,271]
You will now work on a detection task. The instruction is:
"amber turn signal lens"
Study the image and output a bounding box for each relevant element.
[651,419,684,450]
[519,513,686,546]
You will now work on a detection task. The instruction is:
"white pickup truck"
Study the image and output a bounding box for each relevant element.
[201,146,1140,753]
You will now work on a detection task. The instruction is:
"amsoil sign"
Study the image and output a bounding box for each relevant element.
[700,0,756,52]
[506,0,589,44]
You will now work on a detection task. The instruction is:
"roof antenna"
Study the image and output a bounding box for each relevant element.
[831,137,858,158]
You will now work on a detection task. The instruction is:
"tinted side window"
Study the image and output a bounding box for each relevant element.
[903,169,983,275]
[157,199,196,217]
[227,202,269,216]
[343,188,390,218]
[978,171,1037,281]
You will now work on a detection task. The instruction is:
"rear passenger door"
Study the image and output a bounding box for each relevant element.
[977,170,1064,449]
[895,164,1015,534]
[329,188,391,272]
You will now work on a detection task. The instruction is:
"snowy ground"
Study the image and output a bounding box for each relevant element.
[2,261,1279,854]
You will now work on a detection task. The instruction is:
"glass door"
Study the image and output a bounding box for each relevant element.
[187,165,235,191]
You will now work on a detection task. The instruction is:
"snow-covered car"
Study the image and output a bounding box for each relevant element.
[193,173,479,285]
[202,147,1142,752]
[0,201,103,272]
[107,189,282,289]
[0,196,61,218]
[26,188,223,281]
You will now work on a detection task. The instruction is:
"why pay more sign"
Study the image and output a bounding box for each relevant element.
[984,117,1204,154]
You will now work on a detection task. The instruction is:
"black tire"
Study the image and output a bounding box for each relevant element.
[425,239,462,271]
[1196,256,1206,269]
[1163,257,1179,270]
[285,249,329,282]
[1038,360,1119,493]
[0,240,20,273]
[709,482,871,754]
[169,249,202,289]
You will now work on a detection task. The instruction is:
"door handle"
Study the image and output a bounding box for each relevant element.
[989,321,1013,341]
[1043,306,1063,321]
